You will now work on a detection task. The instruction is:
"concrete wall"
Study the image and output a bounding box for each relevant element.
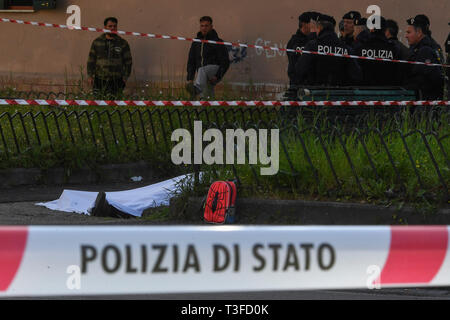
[0,0,448,90]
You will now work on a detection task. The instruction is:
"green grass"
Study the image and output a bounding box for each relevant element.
[190,111,450,206]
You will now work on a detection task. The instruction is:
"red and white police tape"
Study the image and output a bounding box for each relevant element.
[1,226,450,297]
[1,99,449,107]
[0,17,449,68]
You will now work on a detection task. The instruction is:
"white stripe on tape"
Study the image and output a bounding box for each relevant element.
[0,226,449,297]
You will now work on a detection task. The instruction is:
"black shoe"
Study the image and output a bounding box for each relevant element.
[90,191,110,217]
[186,82,201,100]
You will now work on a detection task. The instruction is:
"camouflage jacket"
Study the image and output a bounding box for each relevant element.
[87,34,133,80]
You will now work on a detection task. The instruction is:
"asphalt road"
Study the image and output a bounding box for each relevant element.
[1,182,449,300]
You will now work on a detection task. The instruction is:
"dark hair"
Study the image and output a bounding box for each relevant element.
[200,16,213,24]
[298,12,311,28]
[104,17,118,26]
[412,25,428,35]
[385,19,399,37]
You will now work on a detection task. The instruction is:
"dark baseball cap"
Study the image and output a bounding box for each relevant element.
[308,11,322,22]
[299,12,311,23]
[343,11,361,21]
[415,14,430,26]
[318,14,336,26]
[407,15,430,30]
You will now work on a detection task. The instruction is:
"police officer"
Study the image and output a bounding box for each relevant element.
[352,16,402,86]
[447,23,450,63]
[413,14,445,62]
[341,11,362,46]
[351,17,370,51]
[287,12,312,86]
[446,23,450,95]
[87,17,133,97]
[295,14,362,86]
[385,19,410,60]
[404,16,444,100]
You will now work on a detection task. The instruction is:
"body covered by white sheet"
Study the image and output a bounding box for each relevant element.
[36,174,195,217]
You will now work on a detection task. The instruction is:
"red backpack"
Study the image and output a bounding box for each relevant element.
[203,181,237,224]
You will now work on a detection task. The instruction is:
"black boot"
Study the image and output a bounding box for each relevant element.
[90,191,132,219]
[90,192,111,217]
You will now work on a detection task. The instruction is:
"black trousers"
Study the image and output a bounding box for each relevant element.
[94,78,126,97]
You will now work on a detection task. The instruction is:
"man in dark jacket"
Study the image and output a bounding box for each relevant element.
[341,11,361,47]
[186,16,230,99]
[446,24,450,90]
[352,16,402,86]
[446,23,450,62]
[404,16,444,100]
[447,23,450,59]
[295,14,362,87]
[385,19,410,60]
[445,23,450,96]
[87,17,133,97]
[413,15,445,61]
[287,12,311,86]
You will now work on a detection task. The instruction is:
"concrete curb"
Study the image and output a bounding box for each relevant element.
[179,197,450,225]
[0,162,161,188]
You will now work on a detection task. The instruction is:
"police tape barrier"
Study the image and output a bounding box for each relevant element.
[0,18,449,69]
[0,99,449,107]
[0,226,449,297]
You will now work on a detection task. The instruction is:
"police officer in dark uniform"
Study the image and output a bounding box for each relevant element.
[351,17,370,51]
[352,16,402,86]
[287,12,312,86]
[413,15,445,62]
[385,19,411,60]
[404,16,444,100]
[295,14,362,87]
[446,23,450,63]
[341,11,361,46]
[445,23,450,96]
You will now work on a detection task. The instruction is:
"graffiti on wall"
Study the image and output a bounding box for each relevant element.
[254,38,287,59]
[228,45,248,64]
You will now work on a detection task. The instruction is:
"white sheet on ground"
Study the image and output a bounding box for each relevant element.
[36,174,195,217]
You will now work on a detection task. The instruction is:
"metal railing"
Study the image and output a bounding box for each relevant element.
[0,105,448,202]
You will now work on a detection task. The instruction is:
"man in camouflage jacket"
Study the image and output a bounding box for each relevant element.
[87,17,133,97]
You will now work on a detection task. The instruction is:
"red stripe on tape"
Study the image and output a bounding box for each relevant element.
[0,227,28,292]
[380,226,448,285]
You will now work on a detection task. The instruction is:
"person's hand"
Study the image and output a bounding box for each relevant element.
[209,76,218,85]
